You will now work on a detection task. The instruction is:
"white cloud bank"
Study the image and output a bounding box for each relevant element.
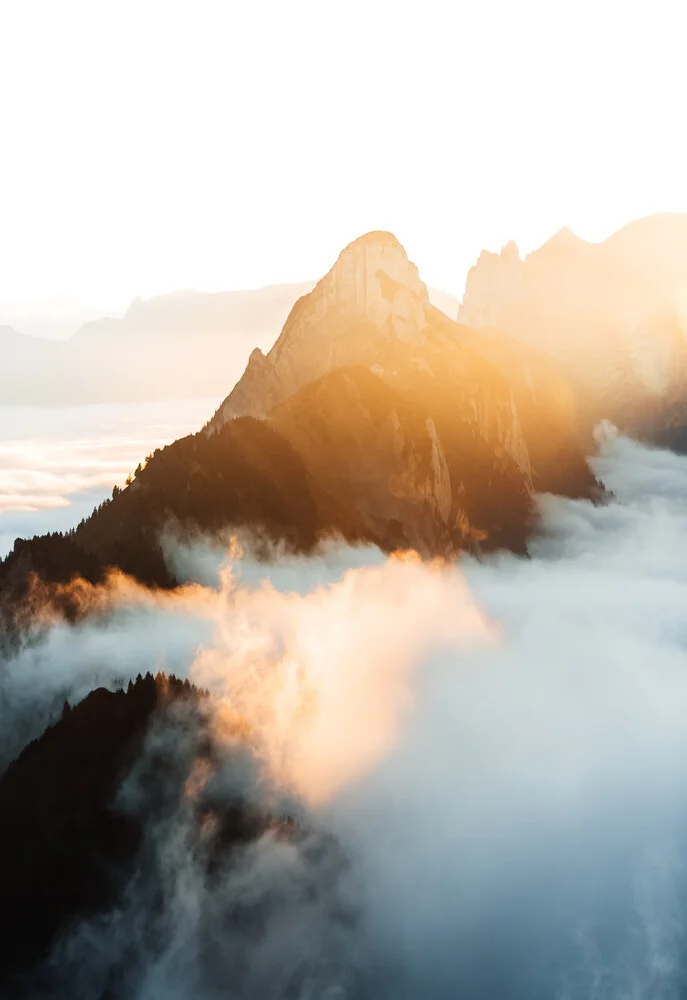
[4,430,687,997]
[0,400,218,556]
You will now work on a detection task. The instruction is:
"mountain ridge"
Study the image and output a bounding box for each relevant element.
[458,213,687,448]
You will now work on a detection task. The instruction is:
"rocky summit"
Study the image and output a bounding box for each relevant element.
[204,229,597,552]
[208,232,433,428]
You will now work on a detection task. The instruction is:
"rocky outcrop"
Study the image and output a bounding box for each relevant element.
[458,214,687,445]
[200,228,602,552]
[208,232,535,487]
[208,232,432,429]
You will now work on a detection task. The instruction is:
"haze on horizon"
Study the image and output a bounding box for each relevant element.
[1,0,686,317]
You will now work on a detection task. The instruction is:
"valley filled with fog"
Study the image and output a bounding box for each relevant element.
[3,430,687,998]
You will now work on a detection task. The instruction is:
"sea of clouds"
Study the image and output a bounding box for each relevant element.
[3,428,687,998]
[0,400,219,556]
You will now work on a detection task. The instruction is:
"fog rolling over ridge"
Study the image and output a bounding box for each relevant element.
[4,430,687,998]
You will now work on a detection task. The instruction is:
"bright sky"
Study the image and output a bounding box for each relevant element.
[1,0,686,312]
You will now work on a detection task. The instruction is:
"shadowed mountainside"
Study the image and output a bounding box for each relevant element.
[0,417,320,635]
[0,674,208,993]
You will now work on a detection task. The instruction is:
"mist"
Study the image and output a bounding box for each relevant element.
[4,430,687,997]
[0,399,218,557]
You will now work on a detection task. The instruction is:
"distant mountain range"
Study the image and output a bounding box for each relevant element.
[459,212,687,450]
[0,283,459,406]
[0,299,107,341]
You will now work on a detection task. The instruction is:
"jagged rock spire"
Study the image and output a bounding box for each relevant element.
[208,232,430,429]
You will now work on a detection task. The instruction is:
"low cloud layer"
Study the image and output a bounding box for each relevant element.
[0,399,218,555]
[4,430,687,997]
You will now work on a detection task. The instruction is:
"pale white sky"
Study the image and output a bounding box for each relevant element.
[1,0,686,312]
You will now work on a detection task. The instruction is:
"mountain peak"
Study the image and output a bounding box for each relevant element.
[537,226,588,254]
[553,225,577,240]
[323,229,429,314]
[208,232,430,429]
[343,230,404,251]
[501,239,521,260]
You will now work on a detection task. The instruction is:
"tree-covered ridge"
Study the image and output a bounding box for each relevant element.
[0,672,273,996]
[0,416,323,637]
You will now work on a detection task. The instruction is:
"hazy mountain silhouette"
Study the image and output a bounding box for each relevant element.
[0,299,106,341]
[0,284,311,405]
[0,283,458,406]
[459,213,687,449]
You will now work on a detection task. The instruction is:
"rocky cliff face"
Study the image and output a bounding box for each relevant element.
[208,232,534,486]
[458,214,687,444]
[209,232,431,426]
[268,367,465,556]
[200,229,603,553]
[203,227,601,556]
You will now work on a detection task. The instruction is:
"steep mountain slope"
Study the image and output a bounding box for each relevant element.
[208,232,534,478]
[209,233,433,425]
[269,367,465,555]
[269,364,535,555]
[0,419,320,637]
[458,214,687,446]
[74,232,583,564]
[0,232,598,622]
[210,230,596,507]
[51,356,534,583]
[73,416,322,569]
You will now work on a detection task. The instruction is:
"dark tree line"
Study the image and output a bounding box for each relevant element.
[0,416,325,643]
[0,672,270,996]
